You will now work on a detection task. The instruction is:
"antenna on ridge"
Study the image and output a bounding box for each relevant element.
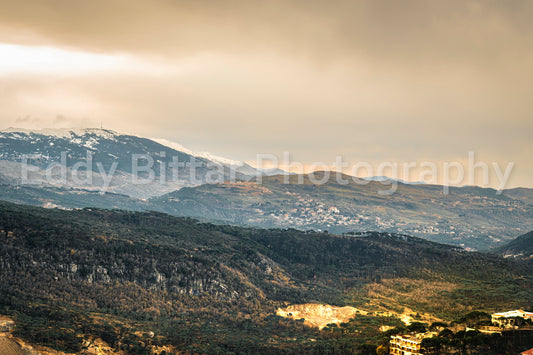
[100,121,103,130]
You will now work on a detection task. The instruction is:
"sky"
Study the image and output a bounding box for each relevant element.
[0,0,531,188]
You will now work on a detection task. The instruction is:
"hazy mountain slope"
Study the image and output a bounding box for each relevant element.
[0,173,13,185]
[0,201,531,353]
[0,128,253,198]
[1,128,532,250]
[504,187,533,206]
[0,184,147,211]
[152,173,533,249]
[0,170,531,250]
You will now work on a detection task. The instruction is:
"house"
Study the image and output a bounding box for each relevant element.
[491,310,533,328]
[389,332,436,355]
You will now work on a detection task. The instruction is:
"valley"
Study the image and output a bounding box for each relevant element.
[0,128,532,250]
[1,129,533,353]
[153,174,533,250]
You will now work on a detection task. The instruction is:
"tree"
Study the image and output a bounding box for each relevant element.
[357,343,377,355]
[429,321,448,330]
[376,344,389,355]
[421,336,444,354]
[407,322,428,333]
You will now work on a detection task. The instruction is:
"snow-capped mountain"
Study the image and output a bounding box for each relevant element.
[0,128,266,198]
[152,138,286,176]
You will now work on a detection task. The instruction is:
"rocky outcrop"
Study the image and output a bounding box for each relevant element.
[0,318,15,332]
[277,303,367,329]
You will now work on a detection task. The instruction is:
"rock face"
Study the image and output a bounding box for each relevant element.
[277,303,367,329]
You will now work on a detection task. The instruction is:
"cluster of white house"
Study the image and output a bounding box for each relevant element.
[389,310,533,355]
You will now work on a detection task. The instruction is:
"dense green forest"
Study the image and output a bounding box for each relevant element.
[0,201,531,353]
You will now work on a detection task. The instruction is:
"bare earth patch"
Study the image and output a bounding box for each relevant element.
[276,303,368,329]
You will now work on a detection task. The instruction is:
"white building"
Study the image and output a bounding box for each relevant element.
[389,332,436,355]
[491,310,533,328]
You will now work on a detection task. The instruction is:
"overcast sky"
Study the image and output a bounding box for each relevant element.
[0,0,531,188]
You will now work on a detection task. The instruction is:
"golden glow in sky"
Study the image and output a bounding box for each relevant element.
[0,0,531,188]
[0,43,139,75]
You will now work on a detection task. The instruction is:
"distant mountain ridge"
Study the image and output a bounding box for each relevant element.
[0,127,263,198]
[1,128,532,249]
[151,173,533,249]
[1,172,528,249]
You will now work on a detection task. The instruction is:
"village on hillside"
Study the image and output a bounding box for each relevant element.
[389,309,533,355]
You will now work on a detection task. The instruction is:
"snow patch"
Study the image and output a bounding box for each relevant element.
[153,138,243,167]
[3,127,119,140]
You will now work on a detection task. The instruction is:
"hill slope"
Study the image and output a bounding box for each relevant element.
[0,128,257,198]
[0,201,531,353]
[152,173,533,249]
[1,129,532,250]
[494,230,533,260]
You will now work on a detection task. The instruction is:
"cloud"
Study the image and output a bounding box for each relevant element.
[0,0,531,188]
[0,1,531,61]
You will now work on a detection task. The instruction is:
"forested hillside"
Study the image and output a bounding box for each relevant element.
[0,201,531,353]
[2,170,533,250]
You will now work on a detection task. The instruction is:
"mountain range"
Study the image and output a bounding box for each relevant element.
[152,173,533,250]
[0,128,268,199]
[0,129,532,353]
[0,128,532,250]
